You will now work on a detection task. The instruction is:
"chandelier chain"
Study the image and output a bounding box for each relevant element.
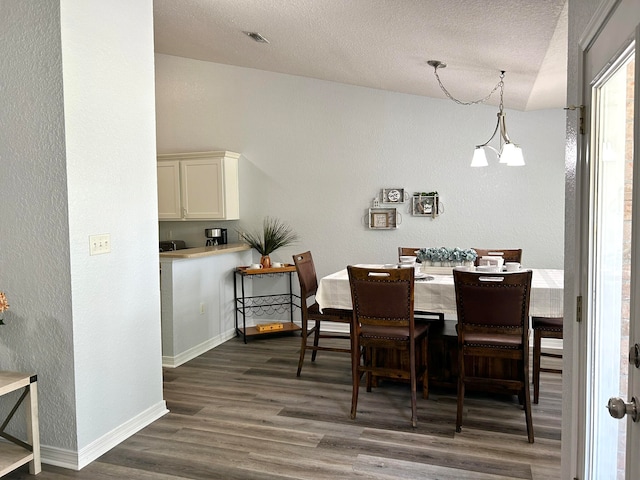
[433,68,504,106]
[498,71,505,111]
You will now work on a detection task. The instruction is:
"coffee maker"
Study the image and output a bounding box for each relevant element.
[205,228,227,246]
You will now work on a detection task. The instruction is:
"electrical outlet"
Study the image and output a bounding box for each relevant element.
[89,234,111,255]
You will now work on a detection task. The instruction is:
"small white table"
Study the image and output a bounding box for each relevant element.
[316,266,564,318]
[0,371,40,476]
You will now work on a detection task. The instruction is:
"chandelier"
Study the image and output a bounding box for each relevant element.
[427,60,525,167]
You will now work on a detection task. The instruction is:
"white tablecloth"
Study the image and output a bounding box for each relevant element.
[316,266,564,318]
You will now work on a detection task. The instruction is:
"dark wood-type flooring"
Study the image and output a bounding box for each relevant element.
[5,334,562,479]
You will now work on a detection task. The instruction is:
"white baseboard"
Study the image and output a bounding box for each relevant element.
[41,400,169,470]
[162,329,237,368]
[40,444,79,470]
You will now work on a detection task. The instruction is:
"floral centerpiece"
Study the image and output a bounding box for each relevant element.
[0,292,9,325]
[416,247,477,267]
[239,217,299,268]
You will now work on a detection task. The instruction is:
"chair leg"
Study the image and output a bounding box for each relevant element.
[523,364,535,443]
[533,329,542,404]
[310,320,321,362]
[410,343,418,428]
[517,362,525,405]
[421,336,429,400]
[296,315,309,377]
[456,349,465,433]
[366,347,373,392]
[350,335,360,420]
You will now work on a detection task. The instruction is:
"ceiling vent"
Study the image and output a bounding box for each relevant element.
[243,31,269,44]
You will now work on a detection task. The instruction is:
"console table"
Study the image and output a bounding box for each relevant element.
[234,265,300,343]
[0,371,40,476]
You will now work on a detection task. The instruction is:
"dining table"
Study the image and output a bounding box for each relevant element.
[316,265,564,318]
[315,265,564,388]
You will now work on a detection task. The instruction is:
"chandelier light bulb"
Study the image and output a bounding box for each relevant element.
[502,143,525,166]
[471,147,489,167]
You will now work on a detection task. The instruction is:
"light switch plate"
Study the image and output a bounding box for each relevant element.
[90,234,111,255]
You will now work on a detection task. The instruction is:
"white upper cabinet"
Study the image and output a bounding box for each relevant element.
[157,160,181,218]
[157,151,240,221]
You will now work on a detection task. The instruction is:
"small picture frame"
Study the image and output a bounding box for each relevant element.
[382,188,407,203]
[372,212,388,228]
[412,195,437,216]
[368,207,399,229]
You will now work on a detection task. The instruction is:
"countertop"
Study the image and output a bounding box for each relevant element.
[159,242,251,259]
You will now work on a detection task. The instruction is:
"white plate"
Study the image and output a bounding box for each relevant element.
[415,272,433,280]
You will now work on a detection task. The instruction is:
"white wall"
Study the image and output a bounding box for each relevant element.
[60,0,166,460]
[0,0,77,451]
[155,54,566,278]
[160,249,252,366]
[0,0,166,469]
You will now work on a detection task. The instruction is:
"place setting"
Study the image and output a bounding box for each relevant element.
[397,256,434,281]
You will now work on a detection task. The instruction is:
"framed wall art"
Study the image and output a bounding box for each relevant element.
[412,193,439,217]
[368,208,400,229]
[381,188,408,204]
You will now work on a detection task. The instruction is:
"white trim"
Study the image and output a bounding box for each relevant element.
[573,2,640,478]
[39,401,168,470]
[579,0,620,50]
[566,23,589,480]
[39,444,79,470]
[162,329,237,368]
[78,401,168,470]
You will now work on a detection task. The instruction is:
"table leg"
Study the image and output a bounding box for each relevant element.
[240,274,247,343]
[288,272,294,324]
[26,377,40,475]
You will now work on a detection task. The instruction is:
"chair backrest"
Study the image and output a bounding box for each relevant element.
[472,248,522,266]
[398,247,422,263]
[453,270,532,330]
[292,251,319,300]
[347,265,414,329]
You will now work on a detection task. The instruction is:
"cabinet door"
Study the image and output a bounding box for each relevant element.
[157,161,181,219]
[181,158,225,219]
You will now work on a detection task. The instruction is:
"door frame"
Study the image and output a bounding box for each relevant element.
[567,0,640,478]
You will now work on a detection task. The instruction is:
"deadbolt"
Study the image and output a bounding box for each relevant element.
[607,397,639,422]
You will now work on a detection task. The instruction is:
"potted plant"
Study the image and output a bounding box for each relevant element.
[239,217,299,268]
[416,247,477,267]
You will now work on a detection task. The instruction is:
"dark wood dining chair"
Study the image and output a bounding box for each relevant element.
[347,265,430,428]
[532,316,563,403]
[398,247,422,262]
[292,251,351,377]
[472,248,522,266]
[453,269,534,443]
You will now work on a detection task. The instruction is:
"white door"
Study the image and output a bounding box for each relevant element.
[578,1,640,478]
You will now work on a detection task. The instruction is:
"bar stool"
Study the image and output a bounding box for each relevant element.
[532,316,563,404]
[292,251,351,377]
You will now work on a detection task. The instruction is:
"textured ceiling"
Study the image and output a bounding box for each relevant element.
[153,0,568,111]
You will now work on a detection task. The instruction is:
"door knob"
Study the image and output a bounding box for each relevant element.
[607,397,639,422]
